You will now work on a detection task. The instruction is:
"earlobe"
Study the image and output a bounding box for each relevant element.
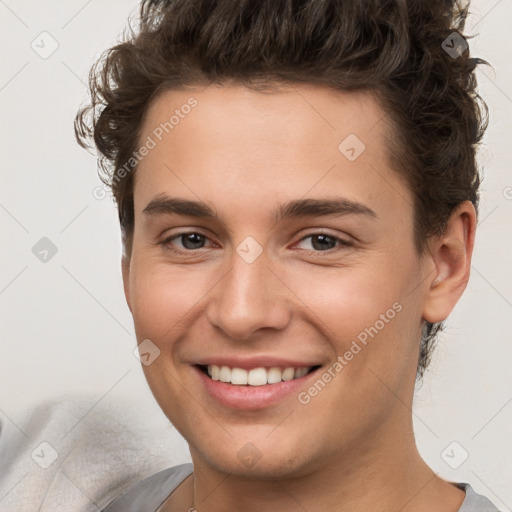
[422,201,476,323]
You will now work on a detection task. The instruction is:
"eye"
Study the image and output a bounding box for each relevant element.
[161,231,215,252]
[294,233,352,252]
[160,231,353,255]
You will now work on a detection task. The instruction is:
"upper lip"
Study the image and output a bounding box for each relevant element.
[194,356,323,370]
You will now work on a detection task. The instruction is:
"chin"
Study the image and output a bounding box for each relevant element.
[192,441,324,481]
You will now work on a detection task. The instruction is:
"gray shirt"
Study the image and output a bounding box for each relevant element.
[101,463,501,512]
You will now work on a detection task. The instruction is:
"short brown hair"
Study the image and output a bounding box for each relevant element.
[74,0,488,377]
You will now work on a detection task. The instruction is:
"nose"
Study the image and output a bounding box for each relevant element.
[206,248,292,341]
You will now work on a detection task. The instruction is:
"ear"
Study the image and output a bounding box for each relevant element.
[121,253,132,313]
[422,201,476,323]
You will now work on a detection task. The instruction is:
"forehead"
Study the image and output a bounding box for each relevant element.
[141,83,386,149]
[133,83,411,223]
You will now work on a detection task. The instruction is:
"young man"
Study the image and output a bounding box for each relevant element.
[75,0,500,510]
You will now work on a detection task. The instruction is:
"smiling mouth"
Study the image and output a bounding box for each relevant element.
[197,364,321,386]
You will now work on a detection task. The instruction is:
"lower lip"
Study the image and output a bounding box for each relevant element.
[194,366,320,410]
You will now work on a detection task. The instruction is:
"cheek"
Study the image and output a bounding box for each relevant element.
[129,257,212,342]
[285,254,422,379]
[128,258,208,428]
[287,259,406,335]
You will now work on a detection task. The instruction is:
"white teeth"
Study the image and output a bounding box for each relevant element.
[281,367,295,381]
[294,367,309,378]
[247,367,267,386]
[230,367,248,385]
[204,365,314,386]
[267,367,282,384]
[219,365,231,383]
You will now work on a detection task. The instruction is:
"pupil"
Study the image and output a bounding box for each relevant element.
[312,234,335,251]
[182,233,205,249]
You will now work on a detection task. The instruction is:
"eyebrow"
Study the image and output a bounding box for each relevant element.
[142,195,378,223]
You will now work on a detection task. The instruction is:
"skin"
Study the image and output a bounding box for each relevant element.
[121,83,475,512]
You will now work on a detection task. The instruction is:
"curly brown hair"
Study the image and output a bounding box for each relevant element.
[74,0,488,378]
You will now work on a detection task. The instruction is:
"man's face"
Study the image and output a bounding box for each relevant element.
[123,83,432,478]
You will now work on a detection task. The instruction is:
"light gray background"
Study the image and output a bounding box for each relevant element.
[0,0,511,509]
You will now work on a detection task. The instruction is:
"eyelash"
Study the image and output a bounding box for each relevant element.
[160,231,353,255]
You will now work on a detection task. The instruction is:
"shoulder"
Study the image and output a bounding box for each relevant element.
[101,462,194,512]
[457,482,502,512]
